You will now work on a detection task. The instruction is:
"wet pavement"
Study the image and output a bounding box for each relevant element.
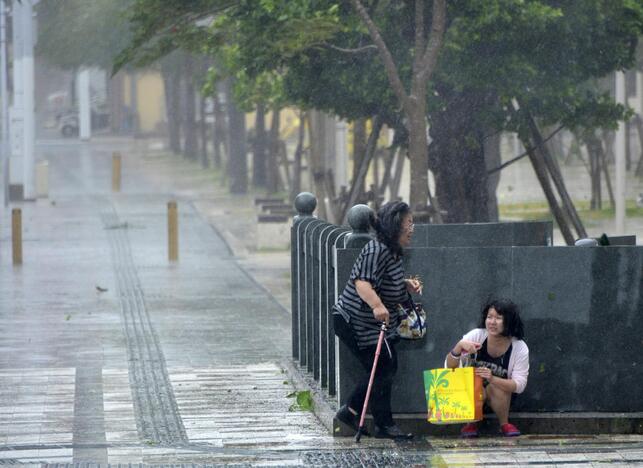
[0,137,642,466]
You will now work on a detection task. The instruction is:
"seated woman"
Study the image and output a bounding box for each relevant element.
[445,299,529,437]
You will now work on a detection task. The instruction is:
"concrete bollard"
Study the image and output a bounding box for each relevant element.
[12,208,22,265]
[112,152,122,192]
[168,201,178,261]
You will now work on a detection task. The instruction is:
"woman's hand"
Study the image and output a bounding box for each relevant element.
[475,366,494,382]
[455,339,481,355]
[372,304,390,324]
[405,278,423,295]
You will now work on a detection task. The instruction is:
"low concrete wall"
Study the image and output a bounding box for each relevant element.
[336,244,643,431]
[410,221,553,247]
[287,201,643,434]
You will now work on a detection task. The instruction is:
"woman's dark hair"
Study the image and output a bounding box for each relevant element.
[478,298,525,340]
[372,201,411,257]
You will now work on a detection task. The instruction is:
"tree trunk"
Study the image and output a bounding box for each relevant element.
[267,108,281,193]
[428,88,490,223]
[378,142,399,198]
[520,133,576,245]
[290,110,305,200]
[108,70,124,134]
[253,103,267,187]
[183,55,198,160]
[389,147,405,201]
[341,116,383,223]
[350,0,446,221]
[279,139,292,191]
[352,118,367,196]
[524,110,587,239]
[602,130,615,164]
[484,132,501,222]
[308,111,327,220]
[128,71,140,134]
[223,78,247,194]
[625,119,631,171]
[212,84,226,169]
[633,114,643,177]
[408,102,430,212]
[592,134,616,209]
[586,134,602,210]
[199,92,209,168]
[161,63,181,155]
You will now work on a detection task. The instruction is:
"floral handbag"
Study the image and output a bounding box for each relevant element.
[396,297,427,340]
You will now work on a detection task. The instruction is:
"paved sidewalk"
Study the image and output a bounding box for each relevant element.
[0,136,641,466]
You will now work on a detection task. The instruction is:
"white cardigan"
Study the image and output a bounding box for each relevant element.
[449,328,530,394]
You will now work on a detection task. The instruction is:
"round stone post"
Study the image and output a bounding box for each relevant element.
[344,204,374,248]
[12,208,22,265]
[168,201,178,261]
[294,192,317,221]
[291,192,317,362]
[112,152,122,192]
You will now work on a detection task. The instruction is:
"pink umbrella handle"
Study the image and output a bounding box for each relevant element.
[355,323,386,442]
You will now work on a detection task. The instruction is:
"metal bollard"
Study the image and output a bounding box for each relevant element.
[12,208,22,265]
[112,152,122,192]
[168,201,178,261]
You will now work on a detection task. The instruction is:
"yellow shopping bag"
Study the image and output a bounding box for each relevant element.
[424,367,483,424]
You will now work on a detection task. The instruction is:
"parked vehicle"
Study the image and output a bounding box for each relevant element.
[57,106,110,137]
[58,111,79,137]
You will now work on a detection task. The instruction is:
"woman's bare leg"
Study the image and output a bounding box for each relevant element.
[485,384,512,425]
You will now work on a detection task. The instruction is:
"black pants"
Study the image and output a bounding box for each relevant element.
[333,314,398,428]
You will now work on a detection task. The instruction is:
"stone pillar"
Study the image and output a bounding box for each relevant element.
[291,192,317,363]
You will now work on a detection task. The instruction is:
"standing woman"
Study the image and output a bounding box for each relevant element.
[332,201,421,439]
[445,299,529,437]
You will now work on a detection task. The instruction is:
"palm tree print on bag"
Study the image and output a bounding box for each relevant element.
[424,369,450,421]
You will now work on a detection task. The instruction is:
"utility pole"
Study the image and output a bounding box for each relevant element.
[1,0,9,207]
[10,0,23,200]
[8,0,36,201]
[21,0,34,200]
[614,71,626,235]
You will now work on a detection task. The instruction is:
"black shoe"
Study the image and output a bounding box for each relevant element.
[335,405,370,436]
[374,424,414,440]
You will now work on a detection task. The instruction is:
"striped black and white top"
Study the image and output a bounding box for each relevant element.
[334,239,408,348]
